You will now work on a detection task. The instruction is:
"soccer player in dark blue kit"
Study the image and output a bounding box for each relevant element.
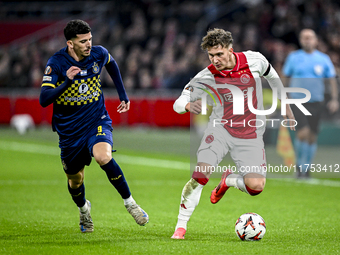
[40,19,149,233]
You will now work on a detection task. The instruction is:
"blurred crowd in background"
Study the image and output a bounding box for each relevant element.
[0,0,340,92]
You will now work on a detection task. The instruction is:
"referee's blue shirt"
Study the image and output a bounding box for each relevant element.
[283,49,336,102]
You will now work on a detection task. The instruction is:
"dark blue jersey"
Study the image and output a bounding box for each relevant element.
[41,46,113,142]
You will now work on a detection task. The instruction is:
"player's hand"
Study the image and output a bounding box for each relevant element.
[283,104,296,131]
[117,101,130,113]
[185,100,204,115]
[327,99,339,114]
[66,66,81,80]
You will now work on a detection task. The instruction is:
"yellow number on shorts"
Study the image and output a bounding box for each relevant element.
[98,126,102,133]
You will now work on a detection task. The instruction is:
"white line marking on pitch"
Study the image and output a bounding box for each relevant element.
[0,141,190,170]
[0,141,339,188]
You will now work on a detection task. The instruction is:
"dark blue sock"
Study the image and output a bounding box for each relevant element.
[101,158,131,199]
[68,182,86,207]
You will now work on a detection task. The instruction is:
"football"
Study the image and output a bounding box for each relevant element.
[235,213,266,241]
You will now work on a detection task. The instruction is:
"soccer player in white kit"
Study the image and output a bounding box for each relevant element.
[171,28,295,239]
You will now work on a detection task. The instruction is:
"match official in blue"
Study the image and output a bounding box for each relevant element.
[39,20,148,232]
[283,28,339,178]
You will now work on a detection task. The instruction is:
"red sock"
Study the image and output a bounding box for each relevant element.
[192,171,209,186]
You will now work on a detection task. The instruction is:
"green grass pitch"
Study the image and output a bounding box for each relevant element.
[0,127,339,254]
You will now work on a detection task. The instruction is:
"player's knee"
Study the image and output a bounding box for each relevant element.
[308,133,317,144]
[67,171,84,189]
[94,153,111,166]
[68,178,83,189]
[244,177,265,196]
[297,127,310,141]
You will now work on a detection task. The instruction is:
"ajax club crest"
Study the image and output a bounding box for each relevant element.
[240,73,250,84]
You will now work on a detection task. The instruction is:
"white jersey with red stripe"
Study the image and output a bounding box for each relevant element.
[174,50,284,139]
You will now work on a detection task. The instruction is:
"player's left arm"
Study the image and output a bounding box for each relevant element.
[105,56,130,113]
[257,53,296,130]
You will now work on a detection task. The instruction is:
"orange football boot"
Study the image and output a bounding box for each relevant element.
[210,170,233,204]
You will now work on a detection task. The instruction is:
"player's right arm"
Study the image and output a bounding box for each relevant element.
[173,83,205,115]
[173,89,201,115]
[173,72,212,115]
[39,65,80,107]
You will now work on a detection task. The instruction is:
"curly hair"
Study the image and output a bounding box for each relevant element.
[201,28,233,51]
[64,19,91,40]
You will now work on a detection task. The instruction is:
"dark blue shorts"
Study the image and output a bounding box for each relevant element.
[60,121,113,175]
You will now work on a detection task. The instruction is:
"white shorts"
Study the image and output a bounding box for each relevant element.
[197,124,267,177]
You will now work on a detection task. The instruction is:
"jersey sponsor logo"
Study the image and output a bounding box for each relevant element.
[44,66,52,75]
[56,75,101,106]
[65,91,98,102]
[78,83,89,94]
[43,76,52,81]
[92,62,99,74]
[222,88,249,102]
[205,134,214,144]
[240,73,250,84]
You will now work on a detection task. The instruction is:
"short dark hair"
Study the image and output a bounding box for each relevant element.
[64,19,91,40]
[201,28,233,51]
